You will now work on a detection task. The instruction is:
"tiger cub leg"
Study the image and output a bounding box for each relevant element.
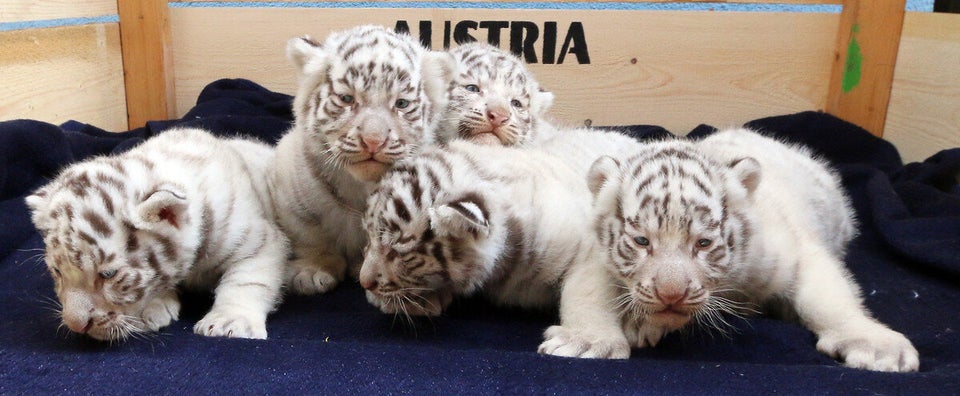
[139,287,180,332]
[792,242,919,372]
[285,236,347,295]
[195,228,287,339]
[538,254,630,359]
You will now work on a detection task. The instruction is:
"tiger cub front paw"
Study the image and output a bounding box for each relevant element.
[538,325,630,359]
[286,255,345,295]
[817,325,919,372]
[139,290,180,332]
[194,309,267,339]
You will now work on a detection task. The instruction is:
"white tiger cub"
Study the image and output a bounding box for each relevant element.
[580,128,919,371]
[359,129,648,358]
[274,25,456,295]
[26,128,288,341]
[437,42,556,146]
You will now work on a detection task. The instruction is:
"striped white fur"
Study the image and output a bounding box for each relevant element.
[26,128,288,341]
[436,42,556,146]
[360,128,644,359]
[273,25,456,295]
[588,128,918,372]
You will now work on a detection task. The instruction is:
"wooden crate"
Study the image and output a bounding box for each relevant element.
[2,1,958,162]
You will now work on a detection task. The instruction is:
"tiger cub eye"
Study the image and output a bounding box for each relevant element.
[696,239,713,248]
[633,236,650,246]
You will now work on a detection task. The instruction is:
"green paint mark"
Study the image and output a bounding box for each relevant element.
[842,23,863,93]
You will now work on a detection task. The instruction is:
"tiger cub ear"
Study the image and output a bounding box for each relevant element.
[135,189,189,231]
[530,88,555,117]
[421,51,457,108]
[25,186,53,234]
[588,156,621,197]
[286,35,327,76]
[25,186,51,213]
[429,194,490,239]
[729,157,762,195]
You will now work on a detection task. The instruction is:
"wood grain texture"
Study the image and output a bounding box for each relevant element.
[826,0,906,136]
[0,0,117,23]
[0,24,127,131]
[118,0,176,129]
[885,12,960,163]
[169,8,837,134]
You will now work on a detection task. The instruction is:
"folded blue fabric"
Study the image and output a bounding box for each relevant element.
[2,79,957,394]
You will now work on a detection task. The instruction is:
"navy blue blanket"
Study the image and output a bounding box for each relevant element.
[2,79,959,394]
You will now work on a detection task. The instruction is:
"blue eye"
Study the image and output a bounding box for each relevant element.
[464,84,480,93]
[511,99,523,108]
[339,94,355,104]
[395,99,411,109]
[98,269,117,279]
[633,236,650,246]
[696,239,713,248]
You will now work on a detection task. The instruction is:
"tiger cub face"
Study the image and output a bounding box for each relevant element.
[287,25,456,182]
[439,42,554,146]
[588,142,760,332]
[358,158,500,317]
[26,163,196,341]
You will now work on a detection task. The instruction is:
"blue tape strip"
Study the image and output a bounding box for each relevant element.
[0,15,119,32]
[0,1,934,32]
[169,2,844,12]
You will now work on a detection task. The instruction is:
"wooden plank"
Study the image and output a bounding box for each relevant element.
[884,12,960,163]
[0,24,127,131]
[169,8,838,135]
[0,0,116,23]
[825,0,906,136]
[117,0,176,129]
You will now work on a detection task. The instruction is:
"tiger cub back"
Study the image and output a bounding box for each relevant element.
[26,128,288,341]
[358,129,647,358]
[437,42,556,146]
[273,25,457,295]
[580,128,918,371]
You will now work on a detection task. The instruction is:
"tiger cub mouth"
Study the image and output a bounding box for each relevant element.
[347,158,391,182]
[468,131,505,146]
[373,288,454,317]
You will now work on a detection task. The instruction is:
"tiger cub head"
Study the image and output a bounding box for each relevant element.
[287,25,456,182]
[587,141,760,333]
[358,155,502,317]
[438,42,554,146]
[26,161,199,341]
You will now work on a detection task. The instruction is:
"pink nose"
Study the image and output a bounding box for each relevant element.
[64,316,93,334]
[360,278,377,290]
[656,288,688,306]
[361,136,386,154]
[487,109,510,127]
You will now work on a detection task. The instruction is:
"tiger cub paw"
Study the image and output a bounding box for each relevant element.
[140,291,180,332]
[194,309,267,340]
[538,325,630,359]
[286,255,345,295]
[817,326,919,372]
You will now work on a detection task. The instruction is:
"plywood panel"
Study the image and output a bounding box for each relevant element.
[825,0,906,136]
[0,24,127,131]
[169,8,837,134]
[885,12,960,163]
[118,0,177,128]
[0,0,117,23]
